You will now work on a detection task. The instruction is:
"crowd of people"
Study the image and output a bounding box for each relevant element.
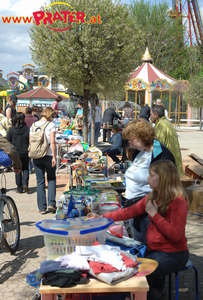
[0,95,57,216]
[0,94,188,300]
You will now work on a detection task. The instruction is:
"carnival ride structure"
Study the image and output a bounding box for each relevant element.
[170,0,203,46]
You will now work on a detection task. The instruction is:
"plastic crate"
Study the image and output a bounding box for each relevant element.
[36,218,113,260]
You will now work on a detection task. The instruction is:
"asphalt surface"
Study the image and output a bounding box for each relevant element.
[0,128,203,300]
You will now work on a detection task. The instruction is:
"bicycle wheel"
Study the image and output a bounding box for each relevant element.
[3,195,20,253]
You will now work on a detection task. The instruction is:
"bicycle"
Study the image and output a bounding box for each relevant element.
[0,168,20,253]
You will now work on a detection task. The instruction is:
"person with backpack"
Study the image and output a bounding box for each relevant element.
[29,107,56,215]
[7,113,30,194]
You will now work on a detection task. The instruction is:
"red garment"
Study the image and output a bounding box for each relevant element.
[103,196,188,253]
[89,253,138,274]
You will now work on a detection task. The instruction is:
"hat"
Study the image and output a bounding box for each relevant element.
[10,95,18,102]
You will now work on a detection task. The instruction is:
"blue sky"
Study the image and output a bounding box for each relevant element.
[0,0,203,80]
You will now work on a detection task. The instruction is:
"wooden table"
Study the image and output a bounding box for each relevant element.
[40,258,158,300]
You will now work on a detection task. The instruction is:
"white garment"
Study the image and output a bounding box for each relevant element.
[89,266,137,285]
[75,245,125,271]
[29,120,56,156]
[125,151,152,199]
[165,109,169,119]
[56,252,90,270]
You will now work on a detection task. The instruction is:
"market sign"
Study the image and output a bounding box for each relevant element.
[32,2,102,32]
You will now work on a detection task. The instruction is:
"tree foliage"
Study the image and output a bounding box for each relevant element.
[29,0,141,142]
[184,74,203,129]
[130,0,203,80]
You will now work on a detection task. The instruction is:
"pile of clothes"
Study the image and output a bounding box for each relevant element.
[39,242,138,288]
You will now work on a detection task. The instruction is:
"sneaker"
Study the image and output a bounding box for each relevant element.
[23,186,30,194]
[46,206,56,213]
[40,210,47,215]
[15,189,25,194]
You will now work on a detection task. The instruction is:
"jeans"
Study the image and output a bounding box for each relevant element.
[103,148,121,163]
[95,122,101,146]
[33,156,56,212]
[146,249,189,300]
[125,196,149,245]
[15,156,29,192]
[131,213,150,245]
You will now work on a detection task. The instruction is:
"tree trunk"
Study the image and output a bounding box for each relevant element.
[200,108,202,131]
[90,94,96,147]
[83,88,90,143]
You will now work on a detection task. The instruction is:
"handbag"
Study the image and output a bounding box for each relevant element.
[0,149,12,167]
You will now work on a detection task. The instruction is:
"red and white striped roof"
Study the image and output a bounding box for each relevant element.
[128,62,177,85]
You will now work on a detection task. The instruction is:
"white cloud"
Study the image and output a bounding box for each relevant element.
[10,0,49,16]
[0,0,11,12]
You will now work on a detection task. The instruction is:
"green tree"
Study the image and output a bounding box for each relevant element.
[183,75,203,130]
[29,0,141,142]
[129,0,202,80]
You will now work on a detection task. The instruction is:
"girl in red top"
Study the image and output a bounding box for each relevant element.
[90,160,189,299]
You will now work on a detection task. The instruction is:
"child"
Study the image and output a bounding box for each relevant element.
[89,160,189,300]
[103,124,122,163]
[125,145,135,162]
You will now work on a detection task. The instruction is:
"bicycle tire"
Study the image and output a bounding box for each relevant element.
[3,195,20,253]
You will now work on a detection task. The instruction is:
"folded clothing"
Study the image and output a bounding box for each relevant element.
[89,253,138,274]
[42,270,87,288]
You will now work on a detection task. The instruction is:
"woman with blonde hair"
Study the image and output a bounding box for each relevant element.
[30,107,56,214]
[90,160,189,300]
[120,119,176,244]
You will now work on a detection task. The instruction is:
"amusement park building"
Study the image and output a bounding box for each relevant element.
[125,48,196,124]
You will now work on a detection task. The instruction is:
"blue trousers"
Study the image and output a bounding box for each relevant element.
[103,148,121,163]
[130,213,150,245]
[146,249,189,299]
[33,156,56,212]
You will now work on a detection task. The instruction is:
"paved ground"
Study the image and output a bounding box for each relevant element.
[0,128,203,300]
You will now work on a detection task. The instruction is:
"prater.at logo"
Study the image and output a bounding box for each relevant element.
[33,1,102,32]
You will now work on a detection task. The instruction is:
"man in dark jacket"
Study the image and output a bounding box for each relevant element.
[102,106,121,125]
[5,95,17,121]
[102,105,121,142]
[139,103,151,121]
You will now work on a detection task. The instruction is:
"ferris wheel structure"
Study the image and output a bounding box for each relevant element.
[171,0,203,46]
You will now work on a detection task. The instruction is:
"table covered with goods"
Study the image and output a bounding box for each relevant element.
[27,144,158,300]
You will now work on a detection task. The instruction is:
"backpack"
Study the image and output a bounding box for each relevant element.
[28,121,50,159]
[0,149,12,167]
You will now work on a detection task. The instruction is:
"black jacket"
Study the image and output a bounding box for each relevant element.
[102,108,121,125]
[139,105,151,121]
[132,139,176,166]
[7,124,29,157]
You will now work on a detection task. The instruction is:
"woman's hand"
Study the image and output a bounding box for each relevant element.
[52,157,56,168]
[87,212,102,219]
[145,200,158,217]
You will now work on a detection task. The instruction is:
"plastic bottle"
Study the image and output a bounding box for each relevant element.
[100,155,107,176]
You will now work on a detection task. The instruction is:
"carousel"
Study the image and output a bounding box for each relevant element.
[125,48,189,121]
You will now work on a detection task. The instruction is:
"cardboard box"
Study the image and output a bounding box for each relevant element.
[182,154,203,180]
[185,182,203,215]
[180,175,196,189]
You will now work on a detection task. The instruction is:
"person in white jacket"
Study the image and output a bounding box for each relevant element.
[0,108,12,137]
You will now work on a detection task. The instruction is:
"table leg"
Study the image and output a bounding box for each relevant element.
[41,294,58,300]
[133,291,147,300]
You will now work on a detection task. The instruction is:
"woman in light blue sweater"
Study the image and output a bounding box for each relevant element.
[103,125,122,163]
